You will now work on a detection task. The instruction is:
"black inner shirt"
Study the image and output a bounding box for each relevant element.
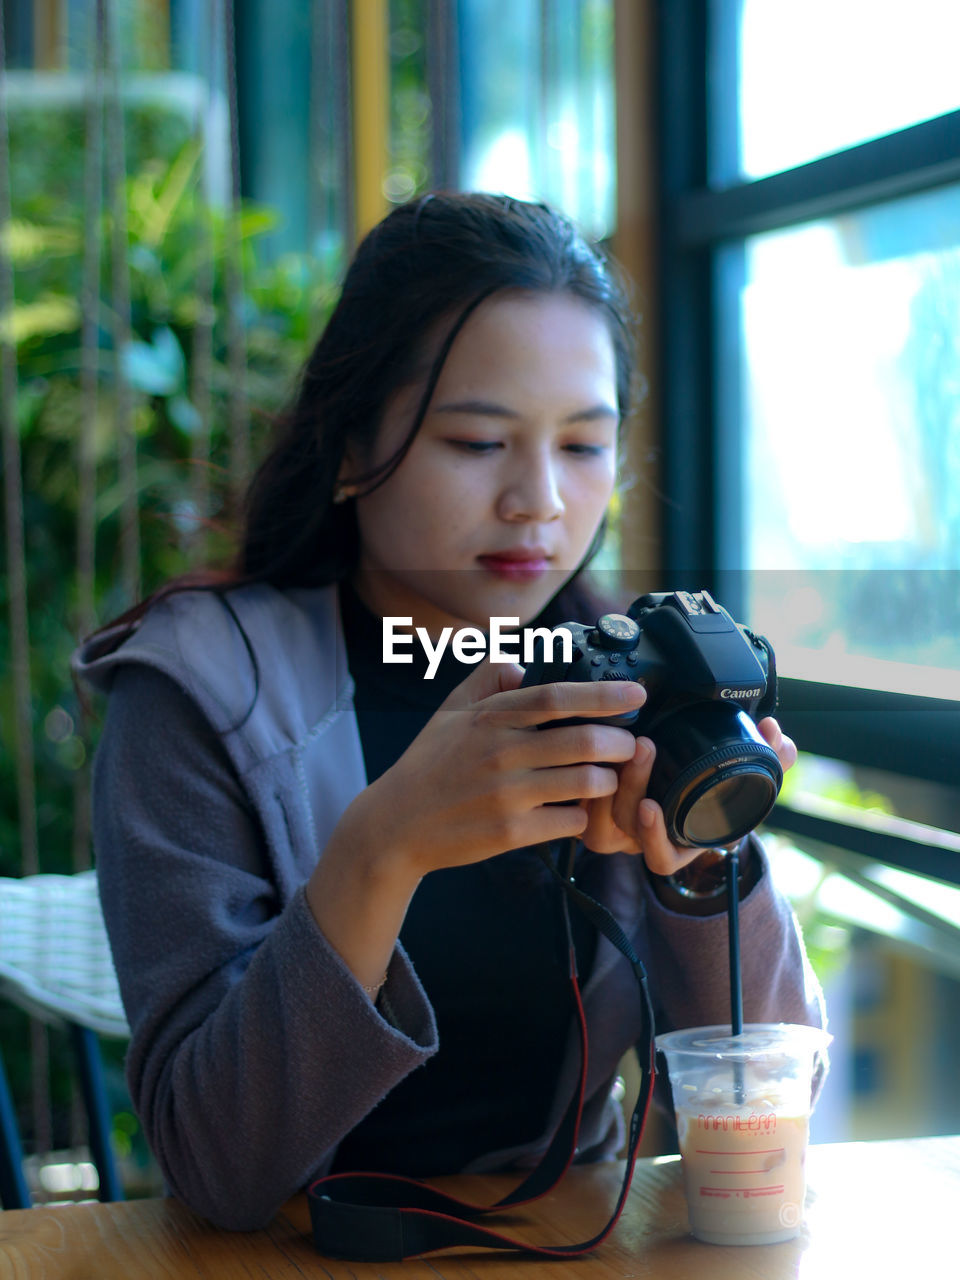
[330,580,601,1175]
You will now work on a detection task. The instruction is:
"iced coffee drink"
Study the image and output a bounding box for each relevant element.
[657,1024,830,1245]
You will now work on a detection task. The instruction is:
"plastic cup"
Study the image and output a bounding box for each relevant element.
[657,1023,831,1246]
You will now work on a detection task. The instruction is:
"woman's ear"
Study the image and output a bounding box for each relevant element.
[333,452,361,504]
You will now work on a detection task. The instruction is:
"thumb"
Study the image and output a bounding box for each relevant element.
[441,655,526,709]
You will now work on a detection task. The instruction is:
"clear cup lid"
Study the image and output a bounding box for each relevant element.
[656,1022,832,1061]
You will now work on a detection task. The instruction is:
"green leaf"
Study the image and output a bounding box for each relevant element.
[94,459,182,520]
[1,219,81,263]
[15,381,48,436]
[0,294,80,344]
[168,394,203,437]
[120,326,185,395]
[238,207,280,240]
[139,139,203,249]
[129,244,163,277]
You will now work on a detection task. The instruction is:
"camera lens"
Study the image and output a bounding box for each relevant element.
[647,703,782,847]
[679,770,778,846]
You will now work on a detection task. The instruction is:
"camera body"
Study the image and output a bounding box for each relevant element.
[521,589,782,848]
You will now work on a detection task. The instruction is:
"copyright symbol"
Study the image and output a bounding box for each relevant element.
[778,1201,802,1229]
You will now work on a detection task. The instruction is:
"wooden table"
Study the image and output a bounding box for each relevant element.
[2,1135,957,1278]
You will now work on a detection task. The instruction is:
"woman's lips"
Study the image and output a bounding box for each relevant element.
[476,554,551,580]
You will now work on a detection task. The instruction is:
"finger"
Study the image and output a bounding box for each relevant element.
[637,800,688,876]
[610,736,656,840]
[757,715,782,749]
[757,716,798,771]
[507,722,639,769]
[778,732,798,771]
[534,762,622,806]
[510,803,591,848]
[440,656,527,709]
[581,794,643,855]
[473,676,647,730]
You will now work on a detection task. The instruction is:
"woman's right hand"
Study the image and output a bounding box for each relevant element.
[360,656,648,879]
[306,658,645,992]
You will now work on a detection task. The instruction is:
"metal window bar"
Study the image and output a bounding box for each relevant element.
[188,0,217,560]
[76,1,103,646]
[310,0,353,276]
[673,110,960,249]
[765,831,960,979]
[222,0,247,514]
[103,0,140,607]
[0,0,50,1172]
[0,1,38,879]
[72,0,105,878]
[426,0,460,190]
[67,9,106,1155]
[770,796,960,891]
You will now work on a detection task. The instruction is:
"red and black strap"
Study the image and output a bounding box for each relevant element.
[308,841,657,1262]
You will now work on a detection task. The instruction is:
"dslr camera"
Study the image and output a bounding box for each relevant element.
[521,589,781,848]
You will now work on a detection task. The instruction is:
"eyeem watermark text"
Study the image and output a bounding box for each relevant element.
[383,616,573,680]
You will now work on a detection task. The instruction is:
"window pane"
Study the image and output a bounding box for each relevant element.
[734,184,960,698]
[764,755,960,1142]
[761,834,960,1141]
[736,0,960,181]
[457,0,616,237]
[779,754,960,845]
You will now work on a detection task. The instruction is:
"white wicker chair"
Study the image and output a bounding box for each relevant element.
[0,870,129,1208]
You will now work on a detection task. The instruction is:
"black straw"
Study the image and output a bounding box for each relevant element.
[726,848,745,1103]
[726,848,743,1035]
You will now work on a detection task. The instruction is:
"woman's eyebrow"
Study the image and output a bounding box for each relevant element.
[431,399,619,424]
[431,399,520,419]
[564,404,620,424]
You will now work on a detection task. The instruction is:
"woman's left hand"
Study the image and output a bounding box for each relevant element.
[580,717,797,874]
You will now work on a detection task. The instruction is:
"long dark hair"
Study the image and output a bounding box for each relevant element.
[91,192,638,642]
[242,191,636,597]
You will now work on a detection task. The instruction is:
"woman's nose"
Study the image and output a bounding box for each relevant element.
[497,448,564,522]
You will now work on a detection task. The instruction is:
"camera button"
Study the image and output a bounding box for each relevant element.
[595,612,641,651]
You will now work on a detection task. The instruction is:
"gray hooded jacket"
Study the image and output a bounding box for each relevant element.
[73,583,826,1230]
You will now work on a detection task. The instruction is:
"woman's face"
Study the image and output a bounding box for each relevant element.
[346,290,620,632]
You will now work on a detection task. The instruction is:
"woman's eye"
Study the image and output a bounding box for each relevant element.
[446,439,502,453]
[563,443,609,456]
[443,438,610,456]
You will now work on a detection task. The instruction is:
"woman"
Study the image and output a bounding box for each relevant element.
[74,192,824,1231]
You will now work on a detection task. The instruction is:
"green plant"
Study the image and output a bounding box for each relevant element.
[2,132,334,875]
[1,101,337,1167]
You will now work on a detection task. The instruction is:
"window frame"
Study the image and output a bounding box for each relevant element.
[652,0,960,885]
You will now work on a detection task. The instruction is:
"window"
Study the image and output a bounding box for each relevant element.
[458,0,616,238]
[656,0,960,863]
[654,0,960,1141]
[734,0,960,182]
[737,185,960,702]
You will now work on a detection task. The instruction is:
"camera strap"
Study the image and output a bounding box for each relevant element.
[307,842,658,1262]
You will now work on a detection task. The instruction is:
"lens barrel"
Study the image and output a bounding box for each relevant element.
[647,703,782,847]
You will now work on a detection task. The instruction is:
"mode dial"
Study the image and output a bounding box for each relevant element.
[593,613,641,653]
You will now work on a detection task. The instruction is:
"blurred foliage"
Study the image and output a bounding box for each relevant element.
[801,919,850,992]
[774,757,899,988]
[0,88,336,1167]
[779,757,896,817]
[1,97,336,884]
[387,0,431,204]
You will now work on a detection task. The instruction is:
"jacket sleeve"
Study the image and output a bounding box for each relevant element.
[639,838,828,1107]
[92,663,438,1230]
[639,837,825,1032]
